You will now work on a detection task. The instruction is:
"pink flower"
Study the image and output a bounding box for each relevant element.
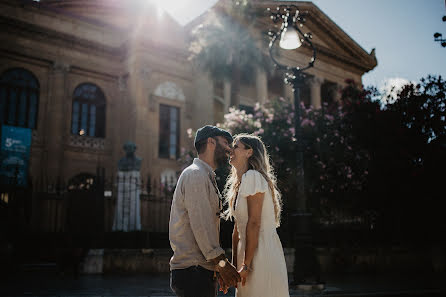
[301,118,315,127]
[324,114,334,121]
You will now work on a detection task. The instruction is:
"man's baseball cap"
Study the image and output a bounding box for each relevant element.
[194,125,233,149]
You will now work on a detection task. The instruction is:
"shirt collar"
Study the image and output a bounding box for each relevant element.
[193,158,215,177]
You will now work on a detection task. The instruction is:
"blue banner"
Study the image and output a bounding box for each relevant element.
[0,125,32,187]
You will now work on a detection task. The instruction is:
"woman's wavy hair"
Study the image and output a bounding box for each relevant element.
[223,134,282,227]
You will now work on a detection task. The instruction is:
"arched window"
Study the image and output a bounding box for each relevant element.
[71,83,106,138]
[0,68,39,129]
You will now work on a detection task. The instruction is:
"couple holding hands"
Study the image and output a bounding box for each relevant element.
[169,125,289,297]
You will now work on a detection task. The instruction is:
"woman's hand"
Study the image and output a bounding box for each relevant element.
[237,264,251,286]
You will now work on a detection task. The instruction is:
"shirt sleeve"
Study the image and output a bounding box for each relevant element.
[239,170,269,198]
[183,172,225,261]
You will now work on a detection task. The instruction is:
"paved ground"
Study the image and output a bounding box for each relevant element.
[0,271,444,297]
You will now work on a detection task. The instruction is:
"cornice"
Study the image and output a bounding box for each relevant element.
[0,14,189,71]
[0,15,124,58]
[196,0,377,74]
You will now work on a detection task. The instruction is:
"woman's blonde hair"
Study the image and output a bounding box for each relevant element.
[224,134,282,227]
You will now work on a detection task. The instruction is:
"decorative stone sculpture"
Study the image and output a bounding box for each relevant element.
[117,142,142,171]
[112,141,142,231]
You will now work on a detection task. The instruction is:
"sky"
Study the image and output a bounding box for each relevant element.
[152,0,446,92]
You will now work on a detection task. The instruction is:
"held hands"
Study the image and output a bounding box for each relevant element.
[216,259,241,290]
[217,274,229,294]
[237,264,252,287]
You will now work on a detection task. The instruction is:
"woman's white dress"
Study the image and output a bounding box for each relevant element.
[234,170,289,297]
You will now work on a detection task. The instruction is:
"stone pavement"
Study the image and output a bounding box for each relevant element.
[0,271,444,297]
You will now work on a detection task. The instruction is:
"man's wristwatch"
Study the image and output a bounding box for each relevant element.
[218,259,227,268]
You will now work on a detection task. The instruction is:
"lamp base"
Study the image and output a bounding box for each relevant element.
[290,212,324,290]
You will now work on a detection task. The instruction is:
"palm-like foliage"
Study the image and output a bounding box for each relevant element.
[189,7,269,106]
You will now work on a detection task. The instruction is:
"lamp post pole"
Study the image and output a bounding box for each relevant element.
[268,5,322,290]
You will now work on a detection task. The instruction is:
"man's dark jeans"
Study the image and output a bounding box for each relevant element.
[170,265,217,297]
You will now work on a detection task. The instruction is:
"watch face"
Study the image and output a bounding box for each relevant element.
[218,260,226,267]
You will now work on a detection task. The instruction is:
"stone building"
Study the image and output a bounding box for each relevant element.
[0,0,377,192]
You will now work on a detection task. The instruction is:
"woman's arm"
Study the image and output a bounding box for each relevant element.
[232,223,239,267]
[243,192,264,269]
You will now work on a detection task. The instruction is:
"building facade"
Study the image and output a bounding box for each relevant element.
[0,0,376,222]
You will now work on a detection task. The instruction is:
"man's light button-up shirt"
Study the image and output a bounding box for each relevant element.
[169,158,224,271]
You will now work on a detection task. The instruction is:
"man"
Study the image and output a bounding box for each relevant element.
[169,125,240,297]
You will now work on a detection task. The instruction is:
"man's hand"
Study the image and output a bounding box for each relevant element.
[217,274,229,294]
[216,259,241,288]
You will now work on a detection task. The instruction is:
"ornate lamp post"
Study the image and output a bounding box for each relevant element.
[268,5,323,290]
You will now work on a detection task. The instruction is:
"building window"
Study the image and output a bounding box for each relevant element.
[0,68,39,129]
[268,74,284,99]
[71,83,106,138]
[239,104,254,115]
[300,79,311,108]
[214,80,224,99]
[321,81,338,109]
[159,104,180,159]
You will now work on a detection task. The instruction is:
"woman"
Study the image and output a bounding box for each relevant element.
[224,134,289,297]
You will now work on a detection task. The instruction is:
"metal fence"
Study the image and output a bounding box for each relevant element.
[5,175,174,236]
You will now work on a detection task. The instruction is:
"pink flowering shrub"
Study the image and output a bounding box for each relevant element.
[217,91,373,222]
[180,76,446,237]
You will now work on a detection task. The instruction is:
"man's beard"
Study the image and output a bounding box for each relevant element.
[214,142,229,168]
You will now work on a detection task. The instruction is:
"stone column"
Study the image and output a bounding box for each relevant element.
[255,68,268,105]
[310,76,323,109]
[285,83,294,103]
[134,67,152,179]
[223,81,231,112]
[45,61,70,182]
[109,74,129,176]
